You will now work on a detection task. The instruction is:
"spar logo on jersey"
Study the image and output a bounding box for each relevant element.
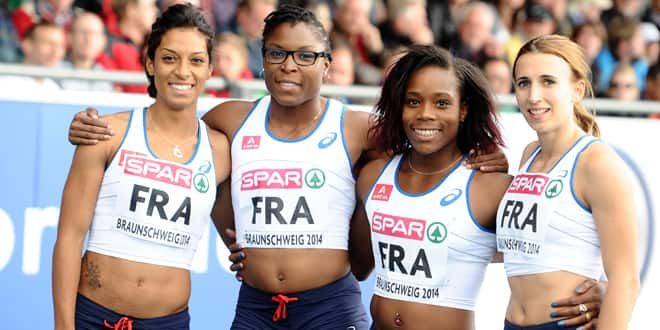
[123,155,192,188]
[371,184,393,201]
[242,136,261,150]
[118,149,147,166]
[240,168,303,191]
[372,211,426,241]
[508,174,549,195]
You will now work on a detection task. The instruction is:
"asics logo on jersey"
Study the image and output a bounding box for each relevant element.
[439,189,462,206]
[318,132,337,149]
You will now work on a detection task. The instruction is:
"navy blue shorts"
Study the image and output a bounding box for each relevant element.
[75,294,190,330]
[504,319,578,330]
[231,272,369,330]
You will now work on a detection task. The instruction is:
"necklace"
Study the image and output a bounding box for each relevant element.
[148,110,198,159]
[407,152,463,176]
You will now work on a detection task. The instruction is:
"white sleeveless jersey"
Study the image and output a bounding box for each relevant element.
[496,135,603,279]
[86,108,217,270]
[365,154,496,310]
[231,96,356,249]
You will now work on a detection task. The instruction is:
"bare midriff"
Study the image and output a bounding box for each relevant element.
[240,248,350,293]
[78,251,190,318]
[370,295,474,330]
[506,271,593,325]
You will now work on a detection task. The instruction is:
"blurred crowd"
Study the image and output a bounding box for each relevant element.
[0,0,659,107]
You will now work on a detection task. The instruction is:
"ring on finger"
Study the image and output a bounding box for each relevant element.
[585,311,591,322]
[578,303,588,313]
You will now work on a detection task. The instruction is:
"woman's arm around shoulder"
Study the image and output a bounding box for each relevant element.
[52,112,129,330]
[201,99,255,140]
[469,171,513,230]
[207,127,231,185]
[349,158,390,280]
[576,142,640,330]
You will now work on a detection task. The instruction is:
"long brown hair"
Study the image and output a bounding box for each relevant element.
[513,35,600,137]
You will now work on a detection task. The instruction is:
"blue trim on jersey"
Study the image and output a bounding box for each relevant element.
[106,109,135,167]
[525,135,591,173]
[395,155,466,197]
[230,97,262,144]
[264,96,331,143]
[339,103,354,176]
[364,157,395,201]
[465,169,496,234]
[142,107,201,165]
[570,138,599,213]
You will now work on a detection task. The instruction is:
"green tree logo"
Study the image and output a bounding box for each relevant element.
[305,168,326,189]
[194,173,210,193]
[426,222,448,244]
[545,179,563,199]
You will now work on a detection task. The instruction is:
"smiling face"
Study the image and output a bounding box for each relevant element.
[513,52,583,134]
[402,65,465,156]
[263,22,329,108]
[146,27,212,111]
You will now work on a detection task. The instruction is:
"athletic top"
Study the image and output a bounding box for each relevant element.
[231,96,356,249]
[365,154,496,310]
[496,135,603,279]
[86,108,217,270]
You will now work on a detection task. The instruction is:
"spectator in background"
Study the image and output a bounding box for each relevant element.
[534,0,572,36]
[326,43,355,86]
[231,0,276,78]
[481,56,518,112]
[568,0,611,25]
[640,22,659,66]
[482,56,512,95]
[60,12,114,91]
[572,21,607,88]
[607,62,641,101]
[332,0,384,85]
[11,0,75,39]
[453,1,502,66]
[325,40,355,103]
[378,0,433,53]
[0,22,64,90]
[0,6,21,62]
[100,0,158,93]
[208,31,253,98]
[594,18,648,95]
[505,2,556,65]
[493,0,525,34]
[645,63,660,101]
[300,0,333,33]
[602,0,643,26]
[642,0,660,29]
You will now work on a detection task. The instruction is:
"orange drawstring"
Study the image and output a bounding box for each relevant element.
[104,316,133,330]
[271,293,299,322]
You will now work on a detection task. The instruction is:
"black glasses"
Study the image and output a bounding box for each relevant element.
[262,48,331,66]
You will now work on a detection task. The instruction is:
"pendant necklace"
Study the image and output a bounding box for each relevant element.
[148,110,198,159]
[407,152,463,176]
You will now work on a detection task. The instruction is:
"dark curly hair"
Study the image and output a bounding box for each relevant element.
[262,4,330,54]
[371,45,504,155]
[145,3,214,98]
